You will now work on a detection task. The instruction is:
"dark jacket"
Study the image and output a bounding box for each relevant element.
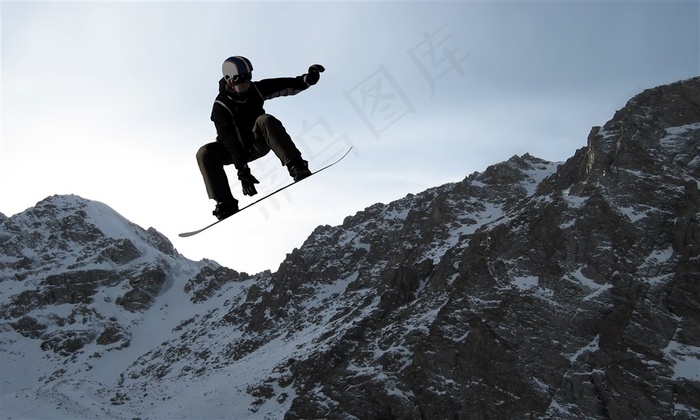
[211,75,309,170]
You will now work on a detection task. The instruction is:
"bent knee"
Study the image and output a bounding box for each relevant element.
[255,114,281,127]
[196,144,210,162]
[197,142,224,163]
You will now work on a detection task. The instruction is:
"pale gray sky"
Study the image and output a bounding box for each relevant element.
[2,1,698,273]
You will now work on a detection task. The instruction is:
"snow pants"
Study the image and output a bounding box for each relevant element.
[196,114,302,202]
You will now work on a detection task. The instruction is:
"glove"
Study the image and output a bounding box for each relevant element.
[237,167,259,196]
[304,64,325,86]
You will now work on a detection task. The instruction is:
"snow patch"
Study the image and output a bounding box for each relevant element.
[564,267,612,301]
[660,123,700,150]
[664,340,700,381]
[616,205,652,223]
[562,188,587,209]
[521,161,561,197]
[569,335,600,363]
[513,276,538,291]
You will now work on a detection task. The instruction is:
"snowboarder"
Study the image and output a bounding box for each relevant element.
[196,56,325,220]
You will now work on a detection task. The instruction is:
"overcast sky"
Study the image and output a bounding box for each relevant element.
[2,1,699,274]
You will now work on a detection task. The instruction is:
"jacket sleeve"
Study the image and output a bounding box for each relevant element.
[255,75,310,100]
[211,102,247,170]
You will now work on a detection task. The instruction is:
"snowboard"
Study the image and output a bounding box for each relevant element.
[178,146,353,238]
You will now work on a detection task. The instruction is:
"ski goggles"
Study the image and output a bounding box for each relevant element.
[228,73,252,85]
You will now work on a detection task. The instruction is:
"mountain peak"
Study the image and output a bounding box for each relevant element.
[618,76,700,129]
[584,76,700,181]
[0,193,246,368]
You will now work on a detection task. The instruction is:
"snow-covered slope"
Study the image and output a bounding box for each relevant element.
[1,77,699,419]
[0,195,257,418]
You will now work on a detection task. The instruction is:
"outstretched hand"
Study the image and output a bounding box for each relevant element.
[305,64,325,85]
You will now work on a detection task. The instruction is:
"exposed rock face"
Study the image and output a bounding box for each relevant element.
[1,78,698,419]
[266,77,700,419]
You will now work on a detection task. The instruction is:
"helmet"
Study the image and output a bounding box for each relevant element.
[222,56,253,83]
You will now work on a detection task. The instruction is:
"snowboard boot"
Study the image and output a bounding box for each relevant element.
[288,158,311,182]
[213,199,239,220]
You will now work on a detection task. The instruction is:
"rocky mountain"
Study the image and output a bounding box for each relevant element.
[1,77,699,419]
